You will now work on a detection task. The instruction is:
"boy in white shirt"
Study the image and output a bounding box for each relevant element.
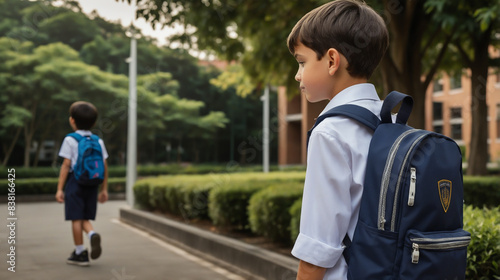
[287,1,389,279]
[55,101,109,266]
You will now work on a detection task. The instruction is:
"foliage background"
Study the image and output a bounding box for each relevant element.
[0,0,279,168]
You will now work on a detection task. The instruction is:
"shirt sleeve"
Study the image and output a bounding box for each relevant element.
[291,129,353,268]
[99,139,109,160]
[58,137,73,160]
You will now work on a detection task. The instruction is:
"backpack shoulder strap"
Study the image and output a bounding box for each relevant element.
[322,104,381,131]
[307,104,380,146]
[67,132,83,142]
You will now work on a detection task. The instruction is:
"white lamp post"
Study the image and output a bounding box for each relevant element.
[261,85,270,173]
[125,25,140,207]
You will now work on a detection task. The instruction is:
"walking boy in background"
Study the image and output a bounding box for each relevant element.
[55,101,109,266]
[287,0,389,279]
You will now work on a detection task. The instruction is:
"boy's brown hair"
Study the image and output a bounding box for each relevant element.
[69,101,98,130]
[287,0,388,79]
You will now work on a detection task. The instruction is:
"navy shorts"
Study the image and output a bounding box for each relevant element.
[65,173,99,221]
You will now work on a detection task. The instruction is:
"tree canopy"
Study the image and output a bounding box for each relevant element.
[1,0,267,167]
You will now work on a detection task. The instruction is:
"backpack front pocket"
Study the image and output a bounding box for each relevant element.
[399,229,470,280]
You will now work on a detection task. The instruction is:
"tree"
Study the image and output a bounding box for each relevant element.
[0,37,34,166]
[156,94,228,162]
[1,41,128,166]
[425,0,500,175]
[0,0,264,166]
[122,0,319,88]
[373,0,458,128]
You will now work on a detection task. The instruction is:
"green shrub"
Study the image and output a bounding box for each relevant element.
[1,164,283,179]
[148,183,168,212]
[248,183,304,244]
[464,205,500,280]
[132,171,306,220]
[289,198,302,242]
[180,182,215,220]
[133,179,152,209]
[1,177,126,196]
[209,181,271,229]
[208,172,305,229]
[164,182,185,215]
[463,176,500,208]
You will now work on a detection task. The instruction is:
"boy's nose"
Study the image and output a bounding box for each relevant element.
[295,69,301,82]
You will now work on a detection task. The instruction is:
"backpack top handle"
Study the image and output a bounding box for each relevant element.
[381,91,413,125]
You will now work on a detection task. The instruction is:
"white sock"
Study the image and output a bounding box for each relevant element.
[75,245,85,255]
[88,231,96,239]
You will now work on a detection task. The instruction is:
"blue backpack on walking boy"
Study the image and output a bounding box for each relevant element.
[309,91,470,279]
[67,133,105,186]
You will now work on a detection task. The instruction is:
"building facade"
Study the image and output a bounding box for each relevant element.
[425,67,500,163]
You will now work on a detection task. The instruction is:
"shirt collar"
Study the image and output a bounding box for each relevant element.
[319,83,380,116]
[75,130,92,136]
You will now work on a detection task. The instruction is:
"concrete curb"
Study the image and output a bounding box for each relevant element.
[120,208,299,280]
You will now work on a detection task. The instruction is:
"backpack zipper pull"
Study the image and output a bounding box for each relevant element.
[408,167,416,206]
[412,243,420,264]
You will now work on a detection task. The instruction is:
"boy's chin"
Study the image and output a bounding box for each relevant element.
[304,93,328,103]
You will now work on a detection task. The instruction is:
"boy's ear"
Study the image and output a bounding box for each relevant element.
[327,48,341,76]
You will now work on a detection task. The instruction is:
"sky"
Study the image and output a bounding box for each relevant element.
[75,0,213,59]
[75,0,178,46]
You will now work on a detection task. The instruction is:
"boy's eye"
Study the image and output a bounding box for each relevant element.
[298,61,305,66]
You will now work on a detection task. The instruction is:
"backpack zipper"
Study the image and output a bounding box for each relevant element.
[411,237,471,264]
[390,132,430,231]
[407,167,417,206]
[378,129,419,230]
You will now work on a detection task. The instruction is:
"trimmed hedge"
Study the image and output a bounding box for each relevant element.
[464,205,500,279]
[289,198,302,242]
[463,176,500,208]
[208,181,269,230]
[1,164,290,179]
[0,177,126,195]
[208,172,306,230]
[134,172,306,222]
[248,182,304,244]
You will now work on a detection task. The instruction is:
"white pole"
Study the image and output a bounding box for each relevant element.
[126,34,137,207]
[262,85,270,173]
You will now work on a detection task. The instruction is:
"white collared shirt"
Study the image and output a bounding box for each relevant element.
[291,83,382,279]
[59,130,109,171]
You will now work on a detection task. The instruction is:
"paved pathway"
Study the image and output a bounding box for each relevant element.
[0,200,246,280]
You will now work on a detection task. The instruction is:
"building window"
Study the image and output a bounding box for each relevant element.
[450,107,462,119]
[450,107,462,140]
[433,102,443,121]
[450,72,462,90]
[434,125,443,135]
[451,124,462,140]
[432,102,443,133]
[433,80,443,93]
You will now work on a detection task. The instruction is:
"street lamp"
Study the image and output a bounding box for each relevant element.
[125,24,140,207]
[261,85,270,173]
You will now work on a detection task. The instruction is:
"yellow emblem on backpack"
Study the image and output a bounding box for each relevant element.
[438,180,452,213]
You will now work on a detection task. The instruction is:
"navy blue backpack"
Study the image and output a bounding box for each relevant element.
[68,133,105,186]
[309,91,470,279]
